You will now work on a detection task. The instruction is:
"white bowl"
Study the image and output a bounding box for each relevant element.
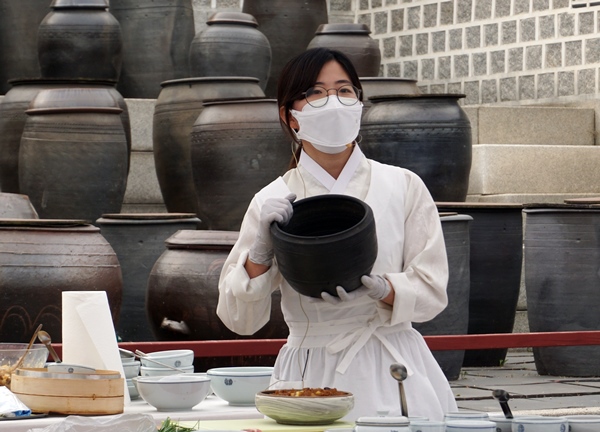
[206,366,273,406]
[122,360,140,379]
[127,378,140,400]
[140,365,194,377]
[255,389,354,425]
[139,350,194,368]
[134,374,212,411]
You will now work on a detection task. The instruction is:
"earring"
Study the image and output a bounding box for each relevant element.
[355,134,363,144]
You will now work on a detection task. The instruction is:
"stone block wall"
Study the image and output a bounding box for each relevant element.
[356,0,600,105]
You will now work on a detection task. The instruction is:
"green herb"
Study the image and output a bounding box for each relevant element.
[157,417,200,432]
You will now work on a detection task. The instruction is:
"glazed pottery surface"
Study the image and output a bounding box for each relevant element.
[189,12,271,91]
[19,88,128,222]
[242,0,328,97]
[436,203,523,368]
[190,98,290,230]
[524,205,600,376]
[413,214,472,381]
[270,194,378,298]
[38,0,122,81]
[146,230,287,369]
[96,213,200,342]
[307,23,381,78]
[0,78,131,193]
[0,219,122,343]
[153,77,264,214]
[360,94,472,202]
[0,0,49,94]
[110,0,195,98]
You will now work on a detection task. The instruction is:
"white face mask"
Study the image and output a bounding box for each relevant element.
[290,97,363,154]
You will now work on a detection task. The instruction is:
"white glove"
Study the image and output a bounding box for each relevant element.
[248,193,296,266]
[318,275,392,305]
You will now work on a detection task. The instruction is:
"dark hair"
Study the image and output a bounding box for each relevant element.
[277,48,363,167]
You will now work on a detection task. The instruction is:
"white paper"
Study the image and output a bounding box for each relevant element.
[62,291,130,404]
[254,176,292,208]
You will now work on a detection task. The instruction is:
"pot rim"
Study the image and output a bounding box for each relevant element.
[207,11,258,27]
[314,23,371,35]
[369,93,466,103]
[160,77,260,88]
[201,96,275,107]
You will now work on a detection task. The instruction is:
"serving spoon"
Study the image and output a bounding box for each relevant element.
[12,324,43,372]
[492,389,514,419]
[37,330,62,363]
[389,363,409,417]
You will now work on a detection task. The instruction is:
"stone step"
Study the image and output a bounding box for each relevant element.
[465,106,596,146]
[468,144,600,197]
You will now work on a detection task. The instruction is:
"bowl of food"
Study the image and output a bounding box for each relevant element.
[134,374,212,411]
[0,343,49,387]
[206,366,273,406]
[255,388,354,425]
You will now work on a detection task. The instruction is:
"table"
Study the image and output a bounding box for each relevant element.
[0,395,264,432]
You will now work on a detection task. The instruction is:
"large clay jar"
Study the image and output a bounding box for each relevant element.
[190,98,290,231]
[524,203,600,376]
[0,219,122,343]
[153,77,265,214]
[0,78,131,194]
[147,230,287,369]
[109,0,195,99]
[188,12,271,91]
[0,193,39,218]
[242,0,328,98]
[413,213,472,381]
[37,0,122,81]
[307,23,381,78]
[436,202,523,367]
[19,88,129,221]
[359,77,421,112]
[360,94,472,202]
[0,0,49,95]
[96,213,200,342]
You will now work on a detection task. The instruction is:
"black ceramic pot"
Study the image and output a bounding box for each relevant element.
[436,202,523,368]
[413,213,471,381]
[147,230,287,369]
[360,94,472,202]
[0,78,131,194]
[242,0,328,98]
[153,77,265,214]
[188,12,271,91]
[190,97,290,230]
[19,88,128,221]
[271,194,378,298]
[359,77,421,112]
[0,219,122,343]
[96,213,201,342]
[0,0,49,94]
[109,0,195,99]
[307,23,381,78]
[37,0,122,81]
[524,204,600,376]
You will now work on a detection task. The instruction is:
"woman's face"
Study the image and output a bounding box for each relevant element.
[287,60,354,129]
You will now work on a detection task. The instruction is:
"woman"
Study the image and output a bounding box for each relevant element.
[217,48,457,421]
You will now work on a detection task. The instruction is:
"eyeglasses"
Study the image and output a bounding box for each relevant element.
[302,85,361,108]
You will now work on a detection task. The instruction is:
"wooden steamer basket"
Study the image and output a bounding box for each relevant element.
[10,368,124,415]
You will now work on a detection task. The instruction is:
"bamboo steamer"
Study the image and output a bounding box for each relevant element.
[10,368,124,415]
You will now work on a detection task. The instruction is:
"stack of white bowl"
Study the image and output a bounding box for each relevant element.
[120,355,141,399]
[139,349,194,377]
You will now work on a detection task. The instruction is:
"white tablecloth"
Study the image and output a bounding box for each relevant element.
[0,395,263,432]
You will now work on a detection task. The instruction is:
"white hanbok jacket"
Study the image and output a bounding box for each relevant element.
[217,148,457,421]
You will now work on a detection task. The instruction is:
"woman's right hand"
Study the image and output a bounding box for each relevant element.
[248,193,296,266]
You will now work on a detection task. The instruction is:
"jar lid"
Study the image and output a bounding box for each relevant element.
[564,197,600,204]
[160,76,260,88]
[165,230,239,249]
[201,96,275,107]
[26,88,122,115]
[50,0,108,8]
[369,93,466,103]
[99,213,197,220]
[0,218,90,227]
[436,202,524,209]
[355,416,409,426]
[207,11,258,27]
[314,23,372,35]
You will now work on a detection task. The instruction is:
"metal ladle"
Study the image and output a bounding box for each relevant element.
[492,389,514,419]
[37,330,62,363]
[390,363,409,417]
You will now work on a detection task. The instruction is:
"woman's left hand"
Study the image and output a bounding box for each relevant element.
[317,275,392,305]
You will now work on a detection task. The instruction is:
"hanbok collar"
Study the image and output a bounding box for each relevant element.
[298,144,364,194]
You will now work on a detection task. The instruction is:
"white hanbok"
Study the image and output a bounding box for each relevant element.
[217,146,457,421]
